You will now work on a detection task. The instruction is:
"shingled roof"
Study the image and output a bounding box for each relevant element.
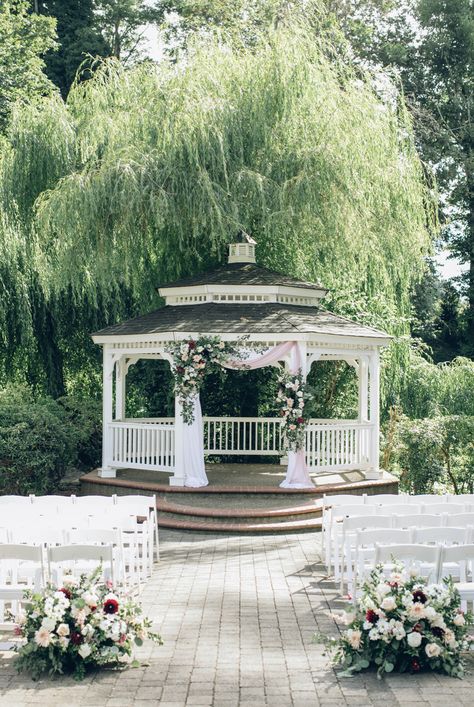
[93,302,389,340]
[158,262,326,293]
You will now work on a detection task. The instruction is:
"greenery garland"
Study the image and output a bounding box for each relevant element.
[276,369,307,451]
[166,336,243,424]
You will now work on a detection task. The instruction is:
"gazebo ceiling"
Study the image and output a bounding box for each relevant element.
[92,302,390,341]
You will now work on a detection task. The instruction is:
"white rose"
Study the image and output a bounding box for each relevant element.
[453,613,466,626]
[381,596,397,612]
[41,616,56,632]
[56,623,70,637]
[376,583,391,598]
[425,642,442,658]
[424,606,437,621]
[82,592,99,608]
[431,615,446,630]
[407,631,422,648]
[443,629,456,647]
[59,636,70,650]
[78,643,92,659]
[389,571,406,585]
[341,611,356,626]
[15,611,27,626]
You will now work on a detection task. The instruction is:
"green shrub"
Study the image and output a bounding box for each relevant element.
[0,387,102,495]
[388,413,474,495]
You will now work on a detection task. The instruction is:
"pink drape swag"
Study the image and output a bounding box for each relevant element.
[224,341,314,489]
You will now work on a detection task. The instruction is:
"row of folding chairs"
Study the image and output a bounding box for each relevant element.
[332,513,474,589]
[344,525,474,595]
[357,542,474,611]
[323,497,474,578]
[0,543,116,629]
[0,494,159,579]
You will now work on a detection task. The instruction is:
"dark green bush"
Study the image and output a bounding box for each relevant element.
[0,387,102,495]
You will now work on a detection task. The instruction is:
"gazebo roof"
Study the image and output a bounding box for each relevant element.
[158,262,327,294]
[93,302,390,341]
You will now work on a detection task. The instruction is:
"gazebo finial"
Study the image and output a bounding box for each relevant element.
[228,230,257,264]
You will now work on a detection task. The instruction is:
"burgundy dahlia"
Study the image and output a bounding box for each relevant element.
[59,587,72,600]
[188,340,196,349]
[412,589,427,604]
[411,659,421,673]
[70,631,83,645]
[176,366,185,375]
[365,609,378,624]
[297,417,304,424]
[103,598,119,615]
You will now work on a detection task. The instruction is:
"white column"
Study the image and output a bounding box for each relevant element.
[171,395,186,486]
[358,356,369,422]
[99,346,117,478]
[367,350,381,479]
[115,357,126,420]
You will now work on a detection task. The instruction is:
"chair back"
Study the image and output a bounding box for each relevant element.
[393,514,443,529]
[412,527,468,545]
[375,542,441,570]
[356,528,411,547]
[365,495,401,505]
[423,503,466,515]
[343,515,392,534]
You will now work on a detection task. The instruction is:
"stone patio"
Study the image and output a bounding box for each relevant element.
[1,529,474,706]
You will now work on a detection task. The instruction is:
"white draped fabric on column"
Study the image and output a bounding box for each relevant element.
[224,341,314,489]
[182,394,209,488]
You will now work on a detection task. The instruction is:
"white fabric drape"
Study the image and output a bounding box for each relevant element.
[182,394,208,488]
[225,341,314,489]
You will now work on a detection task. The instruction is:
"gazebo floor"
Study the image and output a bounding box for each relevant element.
[80,464,398,534]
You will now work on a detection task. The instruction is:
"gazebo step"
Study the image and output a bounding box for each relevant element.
[157,515,322,533]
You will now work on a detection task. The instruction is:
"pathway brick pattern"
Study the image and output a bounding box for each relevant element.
[1,530,474,706]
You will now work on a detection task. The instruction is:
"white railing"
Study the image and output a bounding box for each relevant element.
[109,421,175,471]
[305,421,371,470]
[203,417,284,456]
[108,417,373,473]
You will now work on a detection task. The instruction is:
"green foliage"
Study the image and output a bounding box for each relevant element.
[0,18,434,404]
[94,0,164,61]
[0,386,101,494]
[390,413,474,495]
[36,0,109,97]
[399,355,474,418]
[0,0,57,131]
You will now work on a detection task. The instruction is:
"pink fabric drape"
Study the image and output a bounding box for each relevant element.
[225,341,314,489]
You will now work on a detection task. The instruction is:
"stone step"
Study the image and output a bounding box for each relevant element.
[157,497,322,521]
[157,514,322,533]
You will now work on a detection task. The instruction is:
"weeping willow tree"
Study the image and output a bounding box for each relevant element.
[0,18,435,404]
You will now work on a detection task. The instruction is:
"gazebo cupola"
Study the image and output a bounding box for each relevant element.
[228,230,256,263]
[92,233,391,487]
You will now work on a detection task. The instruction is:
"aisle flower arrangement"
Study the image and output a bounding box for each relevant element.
[15,569,162,681]
[316,564,473,678]
[276,370,307,451]
[166,335,245,424]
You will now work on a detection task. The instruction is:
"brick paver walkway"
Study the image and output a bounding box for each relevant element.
[1,530,474,706]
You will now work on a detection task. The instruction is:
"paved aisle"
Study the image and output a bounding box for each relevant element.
[1,530,474,706]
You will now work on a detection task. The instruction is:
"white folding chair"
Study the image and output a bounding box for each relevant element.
[327,505,376,578]
[393,514,443,529]
[354,528,412,595]
[447,494,474,504]
[415,495,447,504]
[0,496,32,505]
[88,511,142,585]
[340,515,393,593]
[423,503,466,515]
[375,543,441,582]
[29,495,71,512]
[384,504,421,515]
[47,544,115,586]
[67,528,126,586]
[0,545,45,630]
[446,513,474,528]
[365,495,402,505]
[114,494,159,569]
[322,494,366,568]
[439,544,474,611]
[412,527,468,546]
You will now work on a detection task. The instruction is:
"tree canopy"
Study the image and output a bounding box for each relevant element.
[0,20,434,402]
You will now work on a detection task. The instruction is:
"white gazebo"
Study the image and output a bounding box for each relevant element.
[92,234,391,487]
